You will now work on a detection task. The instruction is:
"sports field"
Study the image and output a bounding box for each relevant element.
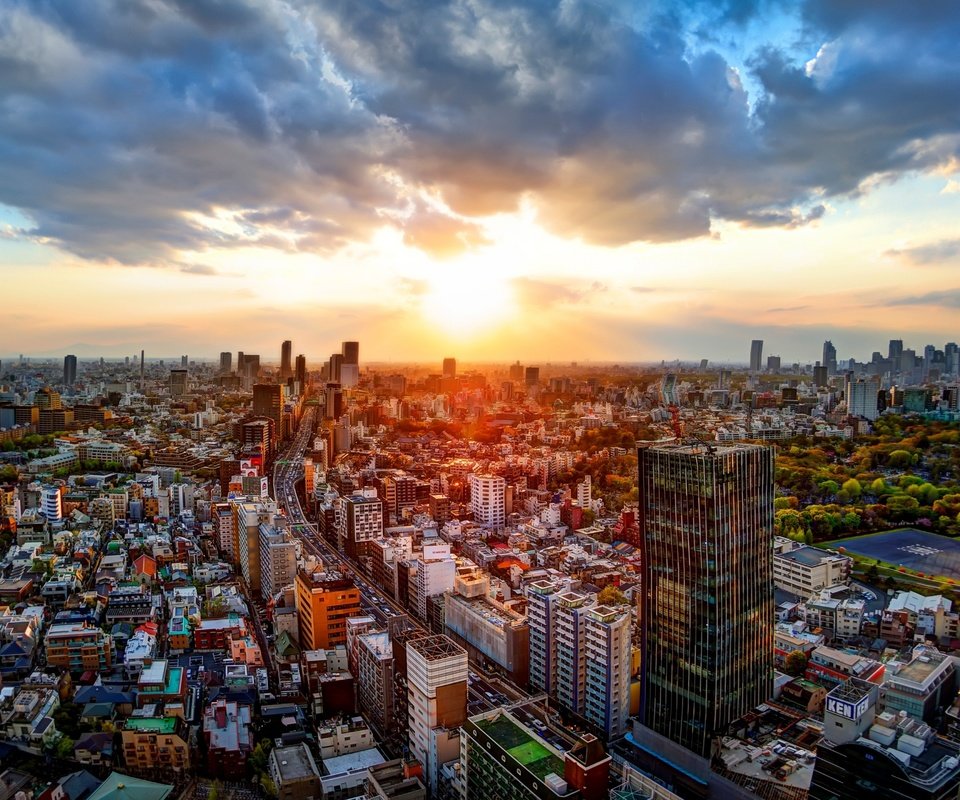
[836,529,960,579]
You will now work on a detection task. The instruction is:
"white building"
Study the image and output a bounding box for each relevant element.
[527,580,560,696]
[773,538,851,598]
[259,524,298,600]
[40,485,62,523]
[583,605,631,738]
[410,542,456,623]
[847,377,881,421]
[406,635,468,795]
[470,474,505,529]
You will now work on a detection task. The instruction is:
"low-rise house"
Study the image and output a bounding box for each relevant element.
[202,698,253,780]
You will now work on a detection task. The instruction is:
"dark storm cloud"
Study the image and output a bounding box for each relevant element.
[1,0,959,265]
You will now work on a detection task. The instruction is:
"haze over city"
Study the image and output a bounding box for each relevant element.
[2,0,960,361]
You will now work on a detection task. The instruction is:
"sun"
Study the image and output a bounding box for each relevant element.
[419,271,515,338]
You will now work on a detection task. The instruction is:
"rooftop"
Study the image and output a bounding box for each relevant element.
[475,712,566,782]
[776,545,845,567]
[407,634,466,661]
[321,747,385,777]
[124,717,177,734]
[272,744,318,781]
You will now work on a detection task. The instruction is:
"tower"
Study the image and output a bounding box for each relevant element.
[749,339,763,373]
[637,442,774,758]
[442,357,456,379]
[822,340,837,376]
[63,354,77,387]
[295,354,306,387]
[280,339,292,380]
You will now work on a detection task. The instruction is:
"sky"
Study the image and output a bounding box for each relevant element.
[2,0,960,364]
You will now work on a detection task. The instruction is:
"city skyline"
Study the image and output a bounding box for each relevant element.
[2,1,960,360]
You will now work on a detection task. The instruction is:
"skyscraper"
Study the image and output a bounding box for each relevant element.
[252,383,283,441]
[442,357,456,379]
[63,354,77,387]
[749,339,763,372]
[219,351,232,374]
[280,339,292,380]
[637,442,774,758]
[822,340,837,376]
[295,354,306,387]
[169,369,188,397]
[341,340,359,365]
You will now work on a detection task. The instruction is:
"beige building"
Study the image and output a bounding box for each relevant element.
[773,538,850,597]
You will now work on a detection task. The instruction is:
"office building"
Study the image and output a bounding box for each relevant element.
[750,339,763,373]
[280,339,293,380]
[810,679,960,800]
[470,474,505,529]
[442,358,456,379]
[406,635,468,795]
[253,383,284,441]
[295,354,306,387]
[63,354,77,387]
[822,340,837,376]
[773,538,851,598]
[295,569,361,650]
[325,382,343,420]
[525,366,540,387]
[636,443,775,758]
[328,353,344,384]
[169,369,188,397]
[461,709,610,800]
[35,386,62,409]
[219,351,232,373]
[342,340,359,366]
[848,376,881,421]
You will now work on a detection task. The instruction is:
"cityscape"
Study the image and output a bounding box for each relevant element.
[3,2,960,800]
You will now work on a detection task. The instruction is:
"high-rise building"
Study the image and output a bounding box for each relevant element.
[848,377,881,421]
[295,354,306,387]
[342,341,359,365]
[636,443,774,758]
[583,605,631,739]
[63,354,77,387]
[325,382,343,420]
[41,484,62,522]
[169,369,188,397]
[341,490,384,563]
[889,338,904,364]
[442,357,456,379]
[295,568,361,650]
[527,580,560,696]
[749,339,764,372]
[406,635,468,795]
[813,363,828,388]
[259,524,297,600]
[823,340,838,376]
[328,353,343,384]
[233,499,279,597]
[219,351,232,373]
[766,355,780,372]
[253,383,284,441]
[524,366,540,387]
[280,339,293,380]
[470,474,505,529]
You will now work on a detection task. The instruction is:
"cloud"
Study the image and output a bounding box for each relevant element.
[630,286,656,294]
[885,238,960,266]
[886,289,960,309]
[0,0,959,266]
[511,276,602,308]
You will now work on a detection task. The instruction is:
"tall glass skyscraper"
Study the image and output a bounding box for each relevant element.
[637,443,774,758]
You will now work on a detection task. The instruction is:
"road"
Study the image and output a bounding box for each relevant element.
[273,407,421,629]
[274,408,534,711]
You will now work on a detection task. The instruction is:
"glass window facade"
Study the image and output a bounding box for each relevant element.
[638,444,775,757]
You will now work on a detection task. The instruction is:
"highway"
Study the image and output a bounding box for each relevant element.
[274,407,531,717]
[273,407,414,627]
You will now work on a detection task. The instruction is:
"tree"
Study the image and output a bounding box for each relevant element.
[784,650,808,677]
[841,479,862,500]
[56,735,75,760]
[597,585,629,606]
